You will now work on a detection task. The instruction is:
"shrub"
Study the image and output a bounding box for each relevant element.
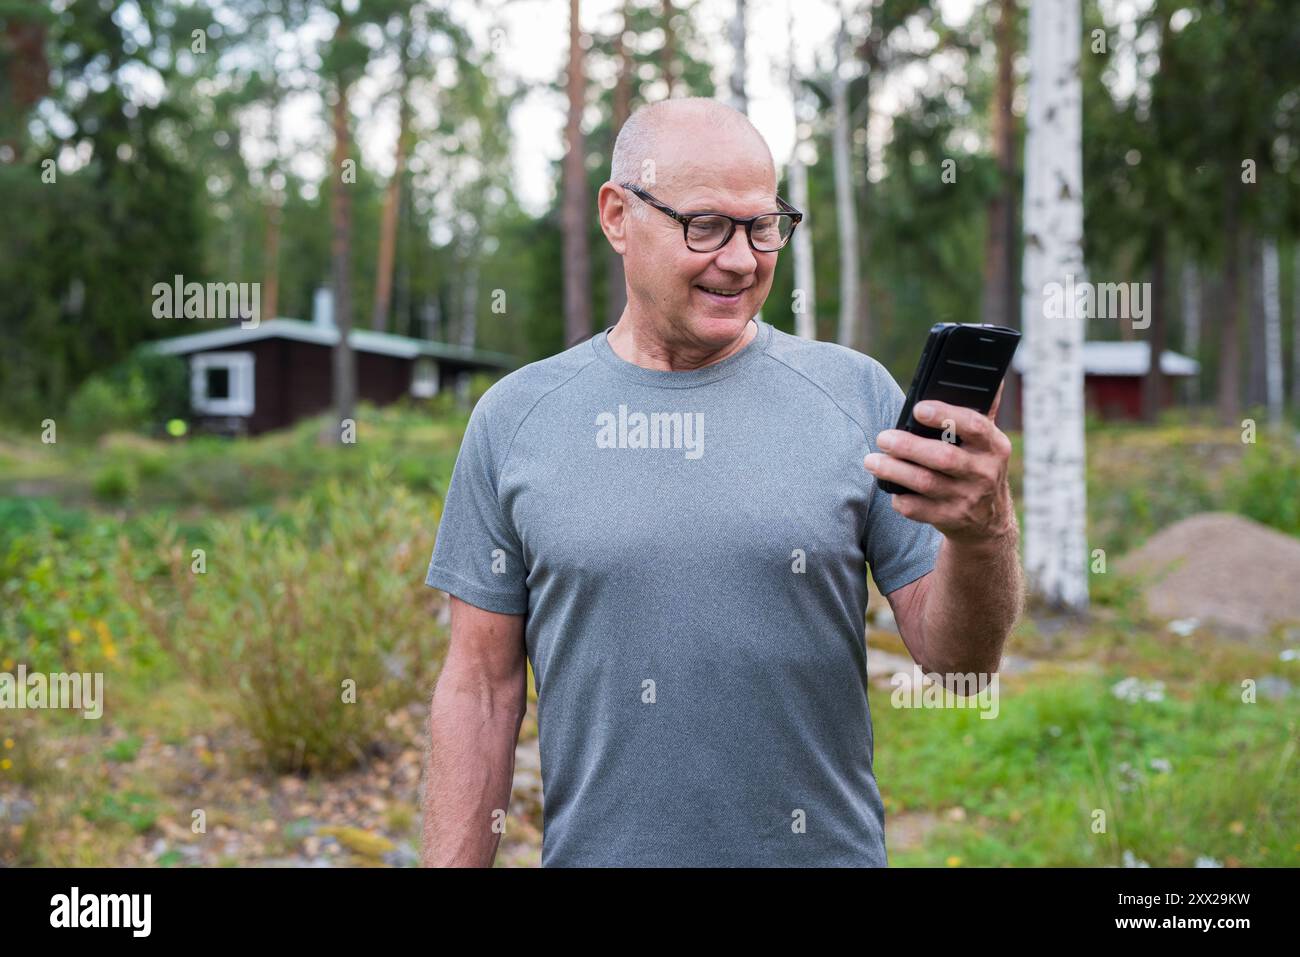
[120,469,445,773]
[63,350,188,438]
[1222,438,1300,537]
[92,463,137,503]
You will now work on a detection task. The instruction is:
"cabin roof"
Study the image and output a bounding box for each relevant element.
[145,318,516,369]
[1011,340,1200,377]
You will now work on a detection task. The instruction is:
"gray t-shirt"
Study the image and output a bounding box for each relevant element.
[425,316,943,866]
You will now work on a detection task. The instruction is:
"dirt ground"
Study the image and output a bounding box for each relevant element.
[1114,511,1300,640]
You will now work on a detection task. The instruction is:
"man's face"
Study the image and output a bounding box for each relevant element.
[618,153,779,348]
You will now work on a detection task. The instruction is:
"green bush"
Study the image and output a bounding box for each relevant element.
[0,502,145,679]
[1222,438,1300,537]
[65,376,152,438]
[92,463,137,503]
[121,468,445,773]
[63,350,188,438]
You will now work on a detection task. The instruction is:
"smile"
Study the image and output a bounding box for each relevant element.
[696,285,745,298]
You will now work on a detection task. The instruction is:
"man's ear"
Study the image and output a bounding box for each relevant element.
[597,181,629,255]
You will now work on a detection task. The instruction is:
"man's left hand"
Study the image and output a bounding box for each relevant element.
[863,381,1017,546]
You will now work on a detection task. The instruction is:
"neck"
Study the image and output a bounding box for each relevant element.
[606,310,757,372]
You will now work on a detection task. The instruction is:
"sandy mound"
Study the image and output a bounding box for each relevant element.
[1114,512,1300,639]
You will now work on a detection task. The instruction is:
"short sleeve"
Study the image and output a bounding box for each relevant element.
[861,360,945,595]
[424,396,529,615]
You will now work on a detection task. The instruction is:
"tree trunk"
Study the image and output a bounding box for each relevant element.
[562,0,592,348]
[1217,187,1242,426]
[984,0,1020,429]
[1021,0,1088,613]
[1246,235,1267,411]
[787,13,815,339]
[1294,244,1300,412]
[1180,261,1200,407]
[330,74,356,437]
[729,0,748,114]
[606,0,632,329]
[1142,230,1167,424]
[831,19,858,350]
[1261,238,1283,425]
[662,0,675,96]
[261,199,281,321]
[373,51,411,333]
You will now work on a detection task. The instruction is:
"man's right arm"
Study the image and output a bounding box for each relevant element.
[422,595,528,867]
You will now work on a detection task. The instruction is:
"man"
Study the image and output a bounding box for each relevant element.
[422,97,1023,867]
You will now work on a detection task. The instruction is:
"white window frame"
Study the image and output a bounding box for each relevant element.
[191,351,255,416]
[411,357,440,398]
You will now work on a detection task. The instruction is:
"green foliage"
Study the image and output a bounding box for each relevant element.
[0,501,143,679]
[80,790,159,835]
[1222,439,1300,537]
[91,463,138,503]
[103,735,144,763]
[65,377,152,439]
[63,351,189,438]
[878,674,1298,867]
[120,468,444,773]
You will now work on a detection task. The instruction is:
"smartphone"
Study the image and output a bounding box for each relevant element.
[877,322,1021,495]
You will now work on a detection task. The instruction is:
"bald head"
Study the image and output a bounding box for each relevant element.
[610,97,776,217]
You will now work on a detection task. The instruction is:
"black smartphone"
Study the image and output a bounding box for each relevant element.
[877,322,1021,495]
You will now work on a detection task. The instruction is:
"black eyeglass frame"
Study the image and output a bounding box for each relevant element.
[620,182,804,253]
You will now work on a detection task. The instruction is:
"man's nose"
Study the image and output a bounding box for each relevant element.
[712,224,759,273]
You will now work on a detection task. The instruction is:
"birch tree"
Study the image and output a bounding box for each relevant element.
[729,0,748,115]
[1261,239,1283,425]
[562,0,592,347]
[831,14,858,350]
[1020,0,1087,612]
[786,4,815,339]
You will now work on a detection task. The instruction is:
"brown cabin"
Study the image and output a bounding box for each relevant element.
[146,312,514,436]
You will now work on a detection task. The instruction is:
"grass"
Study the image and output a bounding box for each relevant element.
[876,673,1297,867]
[2,400,1298,866]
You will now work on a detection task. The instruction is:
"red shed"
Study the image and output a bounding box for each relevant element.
[1008,340,1200,422]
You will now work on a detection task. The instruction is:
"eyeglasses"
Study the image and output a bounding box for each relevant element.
[620,183,803,253]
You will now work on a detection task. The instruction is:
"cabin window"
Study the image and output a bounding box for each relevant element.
[192,352,254,416]
[411,358,439,398]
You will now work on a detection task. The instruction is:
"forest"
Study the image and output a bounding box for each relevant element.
[0,0,1297,871]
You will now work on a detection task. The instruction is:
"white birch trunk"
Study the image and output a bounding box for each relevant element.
[1020,0,1088,612]
[787,10,815,339]
[729,0,748,115]
[1262,239,1283,425]
[1294,244,1300,411]
[832,17,858,350]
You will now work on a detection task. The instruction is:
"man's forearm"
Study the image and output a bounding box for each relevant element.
[421,672,526,867]
[919,499,1025,677]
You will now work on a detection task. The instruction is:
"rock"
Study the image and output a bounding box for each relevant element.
[1115,512,1300,641]
[1255,675,1294,700]
[316,825,395,858]
[866,649,916,684]
[0,796,35,826]
[382,844,420,868]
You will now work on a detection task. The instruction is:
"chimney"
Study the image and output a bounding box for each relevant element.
[313,286,334,329]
